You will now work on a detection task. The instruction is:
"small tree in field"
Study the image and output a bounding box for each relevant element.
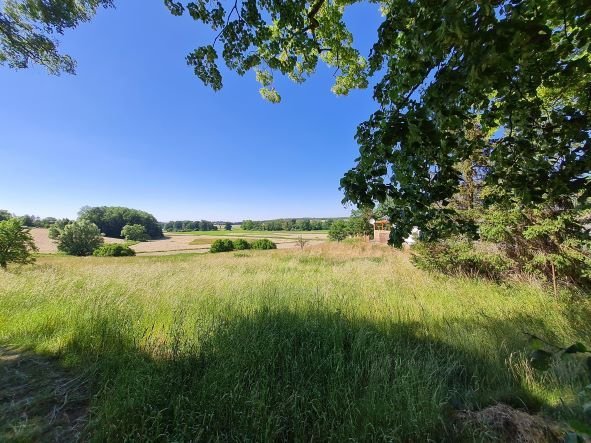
[224,222,232,231]
[0,219,38,269]
[57,220,103,256]
[295,235,308,251]
[328,221,348,242]
[121,224,149,242]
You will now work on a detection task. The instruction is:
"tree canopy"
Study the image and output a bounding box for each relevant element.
[78,206,163,239]
[0,0,112,74]
[56,219,104,256]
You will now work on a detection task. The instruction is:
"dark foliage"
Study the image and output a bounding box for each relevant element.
[93,244,136,257]
[78,206,163,239]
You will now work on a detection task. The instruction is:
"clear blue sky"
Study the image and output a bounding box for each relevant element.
[0,1,381,221]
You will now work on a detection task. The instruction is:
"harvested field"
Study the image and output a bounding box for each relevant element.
[29,228,327,255]
[132,233,325,255]
[30,228,124,253]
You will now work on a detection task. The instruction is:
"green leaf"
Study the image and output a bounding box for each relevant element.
[529,349,553,371]
[565,342,588,354]
[528,335,545,351]
[259,87,281,104]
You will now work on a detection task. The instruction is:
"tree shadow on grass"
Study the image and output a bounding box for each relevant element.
[49,307,575,442]
[0,345,89,442]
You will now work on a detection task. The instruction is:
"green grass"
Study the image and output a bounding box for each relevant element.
[1,242,590,440]
[188,238,215,245]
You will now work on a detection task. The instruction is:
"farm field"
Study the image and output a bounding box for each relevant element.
[30,228,125,254]
[30,228,328,255]
[170,229,328,236]
[1,242,590,441]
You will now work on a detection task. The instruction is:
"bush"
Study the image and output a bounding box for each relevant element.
[57,220,103,256]
[93,244,136,257]
[210,239,235,253]
[121,224,149,242]
[48,218,72,240]
[328,220,348,242]
[411,237,513,281]
[0,219,38,269]
[232,239,251,250]
[480,202,591,289]
[251,239,277,250]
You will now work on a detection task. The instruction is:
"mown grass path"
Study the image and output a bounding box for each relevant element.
[0,346,89,441]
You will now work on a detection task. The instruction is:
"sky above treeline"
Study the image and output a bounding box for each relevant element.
[0,1,382,221]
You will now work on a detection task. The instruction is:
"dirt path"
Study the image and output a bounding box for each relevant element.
[0,346,89,442]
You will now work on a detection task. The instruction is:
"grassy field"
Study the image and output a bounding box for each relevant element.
[1,242,590,440]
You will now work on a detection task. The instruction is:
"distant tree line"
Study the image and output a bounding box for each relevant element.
[162,220,218,232]
[0,210,65,228]
[241,219,337,231]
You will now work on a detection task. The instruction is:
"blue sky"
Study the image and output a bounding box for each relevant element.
[0,1,381,221]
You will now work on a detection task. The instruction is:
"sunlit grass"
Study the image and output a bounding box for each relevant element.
[1,242,589,440]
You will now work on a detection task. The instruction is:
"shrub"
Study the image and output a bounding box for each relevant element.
[251,239,277,250]
[328,220,348,242]
[57,220,103,256]
[0,219,38,269]
[121,224,149,242]
[232,239,251,250]
[48,218,72,240]
[411,237,513,281]
[480,202,591,289]
[93,244,136,257]
[210,239,234,253]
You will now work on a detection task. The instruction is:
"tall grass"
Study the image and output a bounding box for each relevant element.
[1,242,589,440]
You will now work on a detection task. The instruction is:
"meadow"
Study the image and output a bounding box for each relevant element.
[1,242,590,441]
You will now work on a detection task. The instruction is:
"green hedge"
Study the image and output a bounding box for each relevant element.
[210,238,277,253]
[250,239,277,250]
[210,239,235,253]
[93,244,136,257]
[232,239,251,250]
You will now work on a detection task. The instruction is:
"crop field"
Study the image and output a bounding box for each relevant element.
[1,242,590,441]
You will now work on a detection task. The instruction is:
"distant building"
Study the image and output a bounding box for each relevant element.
[372,217,391,244]
[372,216,420,246]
